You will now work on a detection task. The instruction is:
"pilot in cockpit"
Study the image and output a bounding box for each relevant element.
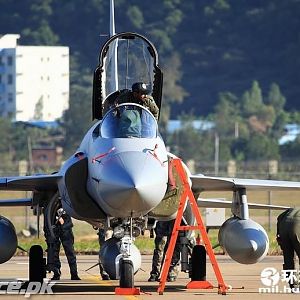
[116,82,159,120]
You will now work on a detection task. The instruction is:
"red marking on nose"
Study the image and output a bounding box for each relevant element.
[92,147,116,163]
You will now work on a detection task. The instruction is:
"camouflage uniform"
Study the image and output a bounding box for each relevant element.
[149,220,181,282]
[277,208,300,288]
[45,214,80,280]
[116,90,159,120]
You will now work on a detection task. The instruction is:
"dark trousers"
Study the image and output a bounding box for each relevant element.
[278,222,300,287]
[150,220,181,277]
[281,231,300,270]
[48,228,77,275]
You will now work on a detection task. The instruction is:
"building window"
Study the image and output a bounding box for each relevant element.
[8,74,13,84]
[0,75,2,83]
[7,56,13,66]
[8,93,13,102]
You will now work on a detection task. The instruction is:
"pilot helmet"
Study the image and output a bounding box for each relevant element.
[132,82,150,95]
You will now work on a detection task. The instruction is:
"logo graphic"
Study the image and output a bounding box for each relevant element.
[261,267,280,286]
[0,280,54,298]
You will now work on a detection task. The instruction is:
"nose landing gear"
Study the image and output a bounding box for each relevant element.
[115,221,141,295]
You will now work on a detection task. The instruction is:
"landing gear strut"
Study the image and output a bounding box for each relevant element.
[114,219,141,295]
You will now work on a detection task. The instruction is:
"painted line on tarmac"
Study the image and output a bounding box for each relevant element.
[85,275,114,286]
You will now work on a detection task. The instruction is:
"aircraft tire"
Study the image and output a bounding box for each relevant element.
[119,259,134,288]
[29,245,46,283]
[190,245,206,281]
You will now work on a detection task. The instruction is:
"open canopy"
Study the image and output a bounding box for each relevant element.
[93,32,163,120]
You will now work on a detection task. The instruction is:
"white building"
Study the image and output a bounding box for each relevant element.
[0,34,69,121]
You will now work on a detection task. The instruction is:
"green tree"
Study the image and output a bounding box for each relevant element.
[22,0,59,45]
[213,92,249,161]
[280,136,300,160]
[0,118,12,153]
[214,92,241,136]
[62,56,93,157]
[168,119,214,163]
[62,83,92,157]
[34,96,44,120]
[240,81,278,135]
[245,134,279,160]
[289,111,300,123]
[159,53,188,137]
[212,81,288,161]
[266,83,286,111]
[126,6,144,29]
[241,81,263,117]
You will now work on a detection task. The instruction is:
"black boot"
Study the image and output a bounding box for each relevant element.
[148,273,159,282]
[167,275,177,282]
[51,269,61,280]
[99,261,110,280]
[70,264,81,280]
[101,271,110,280]
[71,273,81,280]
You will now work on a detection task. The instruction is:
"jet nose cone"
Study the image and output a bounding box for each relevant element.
[99,151,168,217]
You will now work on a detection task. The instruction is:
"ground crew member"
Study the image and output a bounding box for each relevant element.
[148,220,181,282]
[45,209,80,280]
[116,82,159,120]
[277,207,300,288]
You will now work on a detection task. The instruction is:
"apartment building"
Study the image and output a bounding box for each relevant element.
[0,34,69,121]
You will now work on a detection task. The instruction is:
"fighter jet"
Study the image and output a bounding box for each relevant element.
[1,6,300,290]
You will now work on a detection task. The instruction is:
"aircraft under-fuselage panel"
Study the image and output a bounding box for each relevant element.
[0,4,300,290]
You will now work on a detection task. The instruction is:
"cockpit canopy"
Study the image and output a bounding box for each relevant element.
[100,104,157,138]
[93,32,163,120]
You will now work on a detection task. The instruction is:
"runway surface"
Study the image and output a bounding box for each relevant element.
[0,255,297,299]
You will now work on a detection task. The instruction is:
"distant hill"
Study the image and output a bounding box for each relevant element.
[1,0,299,117]
[171,0,300,116]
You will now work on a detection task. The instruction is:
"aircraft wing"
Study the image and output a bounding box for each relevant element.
[197,198,290,210]
[191,174,300,193]
[0,174,61,192]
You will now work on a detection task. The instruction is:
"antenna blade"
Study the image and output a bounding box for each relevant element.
[109,0,118,91]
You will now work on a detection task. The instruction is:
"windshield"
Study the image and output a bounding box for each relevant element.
[100,104,157,138]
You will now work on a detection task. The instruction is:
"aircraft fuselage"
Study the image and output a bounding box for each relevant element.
[59,104,169,221]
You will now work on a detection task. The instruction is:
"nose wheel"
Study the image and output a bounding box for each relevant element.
[119,259,134,288]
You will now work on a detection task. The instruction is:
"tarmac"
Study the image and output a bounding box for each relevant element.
[0,254,298,299]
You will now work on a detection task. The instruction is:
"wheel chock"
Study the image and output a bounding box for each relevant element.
[186,280,214,289]
[115,287,141,295]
